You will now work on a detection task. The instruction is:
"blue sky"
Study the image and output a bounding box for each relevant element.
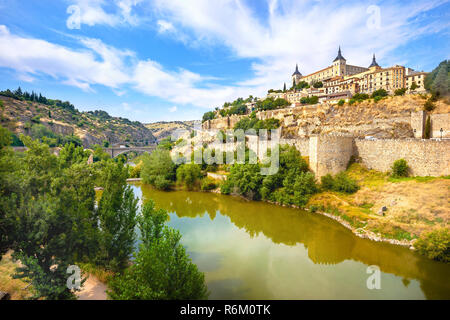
[0,0,449,123]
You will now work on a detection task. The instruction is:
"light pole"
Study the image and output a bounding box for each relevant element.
[440,128,443,139]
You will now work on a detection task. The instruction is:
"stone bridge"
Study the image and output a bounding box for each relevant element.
[103,145,157,158]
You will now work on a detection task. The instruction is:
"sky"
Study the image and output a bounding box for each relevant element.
[0,0,449,123]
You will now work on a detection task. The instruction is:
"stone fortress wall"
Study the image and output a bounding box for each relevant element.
[280,135,449,177]
[202,98,450,178]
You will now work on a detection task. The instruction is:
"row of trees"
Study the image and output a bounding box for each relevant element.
[0,126,207,299]
[1,87,76,113]
[220,145,359,206]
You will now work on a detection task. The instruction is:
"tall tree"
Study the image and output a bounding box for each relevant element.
[107,201,209,300]
[96,160,138,272]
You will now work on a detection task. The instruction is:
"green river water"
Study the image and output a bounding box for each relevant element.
[129,182,450,300]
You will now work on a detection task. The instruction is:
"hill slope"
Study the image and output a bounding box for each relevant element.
[145,120,198,141]
[0,95,156,147]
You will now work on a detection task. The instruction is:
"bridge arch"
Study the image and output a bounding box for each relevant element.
[104,146,156,158]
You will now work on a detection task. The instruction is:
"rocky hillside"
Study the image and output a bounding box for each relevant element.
[204,94,450,139]
[0,95,156,147]
[145,120,197,141]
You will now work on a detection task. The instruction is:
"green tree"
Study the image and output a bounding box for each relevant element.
[202,111,216,122]
[391,159,409,178]
[424,116,431,139]
[394,88,407,96]
[10,136,98,299]
[410,82,418,91]
[176,164,202,190]
[221,164,262,200]
[96,160,138,272]
[425,60,450,96]
[141,148,176,190]
[107,201,209,300]
[415,229,449,262]
[371,89,388,98]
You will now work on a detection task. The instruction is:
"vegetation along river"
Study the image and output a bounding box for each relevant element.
[129,182,450,300]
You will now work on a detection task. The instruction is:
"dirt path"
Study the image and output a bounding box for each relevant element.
[76,274,108,300]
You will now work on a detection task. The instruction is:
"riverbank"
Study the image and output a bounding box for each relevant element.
[199,163,449,254]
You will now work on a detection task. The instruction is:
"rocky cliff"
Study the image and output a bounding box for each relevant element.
[203,95,450,139]
[0,96,156,147]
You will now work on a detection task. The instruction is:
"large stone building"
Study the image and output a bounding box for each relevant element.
[281,47,428,104]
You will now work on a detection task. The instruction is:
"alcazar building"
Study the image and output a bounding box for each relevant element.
[269,47,428,104]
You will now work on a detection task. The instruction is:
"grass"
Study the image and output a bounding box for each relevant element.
[308,163,450,246]
[77,262,114,284]
[0,251,32,300]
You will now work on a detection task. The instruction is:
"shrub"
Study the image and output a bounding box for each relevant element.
[348,99,356,105]
[424,99,435,111]
[141,148,176,190]
[415,229,450,262]
[371,89,388,98]
[129,161,143,178]
[202,111,216,122]
[320,174,334,190]
[394,88,407,96]
[391,159,409,178]
[201,177,217,191]
[337,99,345,106]
[332,172,359,194]
[373,95,383,103]
[176,164,202,190]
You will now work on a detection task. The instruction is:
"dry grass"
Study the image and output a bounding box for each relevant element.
[0,251,32,300]
[309,163,450,240]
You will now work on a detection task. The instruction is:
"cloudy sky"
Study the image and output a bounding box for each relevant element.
[0,0,449,122]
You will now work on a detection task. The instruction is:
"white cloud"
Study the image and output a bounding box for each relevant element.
[1,0,448,112]
[169,106,177,112]
[0,25,131,91]
[66,0,143,27]
[148,0,448,92]
[157,20,176,34]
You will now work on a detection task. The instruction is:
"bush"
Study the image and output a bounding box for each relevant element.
[337,99,345,106]
[415,229,450,262]
[373,95,383,103]
[424,99,435,111]
[371,89,388,98]
[332,172,359,194]
[141,148,176,190]
[129,161,143,178]
[394,88,407,96]
[176,164,202,190]
[320,174,334,190]
[348,99,356,105]
[391,159,409,178]
[320,172,358,194]
[201,177,217,191]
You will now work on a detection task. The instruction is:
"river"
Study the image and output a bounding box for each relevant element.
[129,182,450,300]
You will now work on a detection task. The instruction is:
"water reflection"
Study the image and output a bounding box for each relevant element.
[131,183,450,300]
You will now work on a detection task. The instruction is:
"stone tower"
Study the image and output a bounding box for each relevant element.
[292,64,302,86]
[368,53,381,71]
[332,46,346,77]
